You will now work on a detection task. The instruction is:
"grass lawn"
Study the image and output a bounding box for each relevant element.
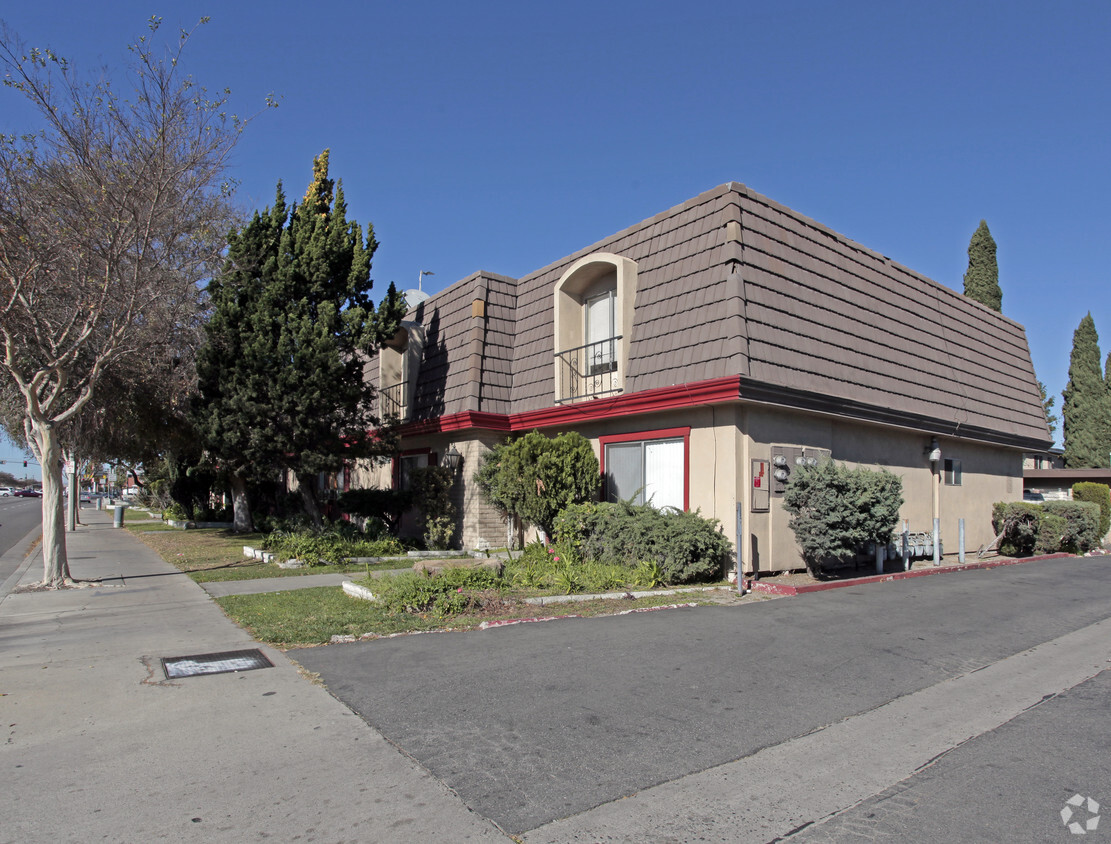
[129,524,410,582]
[131,523,755,648]
[216,586,740,648]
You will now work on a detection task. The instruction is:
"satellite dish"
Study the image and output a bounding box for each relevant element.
[402,288,430,309]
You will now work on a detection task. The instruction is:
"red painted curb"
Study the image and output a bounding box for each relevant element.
[749,552,1079,597]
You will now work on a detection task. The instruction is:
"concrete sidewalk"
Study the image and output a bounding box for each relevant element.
[0,509,507,843]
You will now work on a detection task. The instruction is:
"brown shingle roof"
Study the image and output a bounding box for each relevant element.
[397,183,1051,449]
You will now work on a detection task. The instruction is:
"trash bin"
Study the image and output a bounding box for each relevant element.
[113,505,125,528]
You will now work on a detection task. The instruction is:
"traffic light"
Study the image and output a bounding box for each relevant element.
[23,460,28,467]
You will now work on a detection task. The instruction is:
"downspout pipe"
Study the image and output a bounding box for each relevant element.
[928,437,941,566]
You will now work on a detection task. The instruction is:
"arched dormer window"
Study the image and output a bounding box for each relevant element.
[378,321,424,422]
[553,253,636,403]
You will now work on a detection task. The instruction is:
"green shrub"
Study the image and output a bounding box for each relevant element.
[1042,500,1100,553]
[782,461,903,576]
[337,487,413,531]
[475,431,601,538]
[162,502,188,521]
[409,465,457,550]
[193,503,231,522]
[1071,482,1110,539]
[374,567,502,616]
[556,500,732,585]
[1035,512,1068,555]
[264,525,404,565]
[501,539,582,592]
[991,500,1098,556]
[991,502,1043,556]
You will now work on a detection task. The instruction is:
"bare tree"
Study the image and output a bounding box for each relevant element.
[0,18,247,586]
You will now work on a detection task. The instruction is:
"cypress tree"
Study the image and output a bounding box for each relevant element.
[1038,381,1058,439]
[194,152,406,529]
[1062,314,1111,468]
[962,220,1002,312]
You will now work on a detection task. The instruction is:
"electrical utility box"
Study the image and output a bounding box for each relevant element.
[769,445,832,496]
[750,459,770,512]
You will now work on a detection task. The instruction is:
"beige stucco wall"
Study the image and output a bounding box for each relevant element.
[348,400,1024,566]
[740,406,1024,573]
[348,457,392,490]
[532,404,741,555]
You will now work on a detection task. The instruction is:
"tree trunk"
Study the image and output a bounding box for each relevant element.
[298,475,324,528]
[29,421,72,586]
[229,474,253,533]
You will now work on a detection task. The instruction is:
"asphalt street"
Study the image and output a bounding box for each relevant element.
[0,497,41,589]
[293,555,1111,840]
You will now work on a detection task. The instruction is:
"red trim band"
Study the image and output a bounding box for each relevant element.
[398,376,740,437]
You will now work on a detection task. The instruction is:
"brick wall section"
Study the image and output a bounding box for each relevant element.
[452,433,511,550]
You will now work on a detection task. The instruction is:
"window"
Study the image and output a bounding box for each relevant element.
[944,458,962,486]
[553,252,637,403]
[600,428,689,511]
[395,451,434,490]
[585,288,616,373]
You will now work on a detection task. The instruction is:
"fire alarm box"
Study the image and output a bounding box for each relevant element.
[751,459,770,512]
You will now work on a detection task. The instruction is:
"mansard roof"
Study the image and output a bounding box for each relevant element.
[392,183,1051,450]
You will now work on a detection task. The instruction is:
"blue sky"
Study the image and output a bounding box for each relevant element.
[3,1,1110,475]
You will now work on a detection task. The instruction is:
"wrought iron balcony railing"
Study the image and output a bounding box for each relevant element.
[555,336,621,403]
[378,382,408,421]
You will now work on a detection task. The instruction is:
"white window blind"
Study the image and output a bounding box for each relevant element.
[644,439,683,509]
[605,437,684,509]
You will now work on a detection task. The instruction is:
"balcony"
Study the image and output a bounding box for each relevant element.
[378,382,408,421]
[555,336,622,403]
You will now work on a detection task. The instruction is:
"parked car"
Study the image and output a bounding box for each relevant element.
[0,487,12,496]
[14,488,42,498]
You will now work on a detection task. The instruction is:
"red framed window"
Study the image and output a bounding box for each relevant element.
[392,448,437,490]
[598,427,689,511]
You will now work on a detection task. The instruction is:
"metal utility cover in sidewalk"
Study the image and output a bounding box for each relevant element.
[162,649,273,679]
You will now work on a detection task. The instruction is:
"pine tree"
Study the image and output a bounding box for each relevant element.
[194,152,406,529]
[962,220,1002,312]
[1062,314,1111,468]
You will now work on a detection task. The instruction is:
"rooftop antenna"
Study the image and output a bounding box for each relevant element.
[418,270,434,292]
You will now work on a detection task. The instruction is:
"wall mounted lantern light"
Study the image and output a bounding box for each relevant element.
[442,444,463,474]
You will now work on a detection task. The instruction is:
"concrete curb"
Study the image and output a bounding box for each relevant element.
[524,585,726,606]
[342,580,376,600]
[0,523,44,602]
[749,552,1075,596]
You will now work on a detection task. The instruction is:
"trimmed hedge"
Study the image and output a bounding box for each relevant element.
[553,500,733,585]
[1072,482,1110,539]
[991,500,1099,556]
[991,502,1041,556]
[1043,500,1100,553]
